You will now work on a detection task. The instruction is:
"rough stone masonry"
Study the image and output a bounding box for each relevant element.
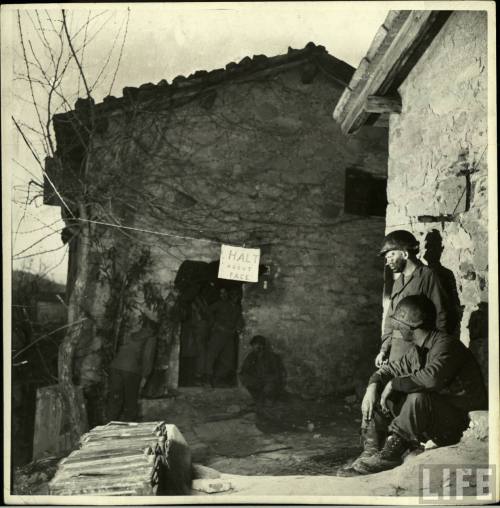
[386,11,489,384]
[48,44,388,398]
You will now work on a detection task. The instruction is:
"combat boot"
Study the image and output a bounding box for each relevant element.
[353,433,409,475]
[336,421,383,477]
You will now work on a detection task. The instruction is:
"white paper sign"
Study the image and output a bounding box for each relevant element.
[218,244,260,282]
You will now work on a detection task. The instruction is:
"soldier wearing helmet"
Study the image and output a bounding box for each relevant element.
[107,307,158,422]
[376,229,451,367]
[339,295,487,476]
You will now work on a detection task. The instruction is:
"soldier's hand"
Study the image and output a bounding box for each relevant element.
[380,380,393,413]
[375,351,388,368]
[361,383,378,422]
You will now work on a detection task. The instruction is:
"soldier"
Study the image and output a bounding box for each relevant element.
[207,288,244,387]
[340,295,487,476]
[239,335,286,404]
[107,312,157,421]
[376,230,450,367]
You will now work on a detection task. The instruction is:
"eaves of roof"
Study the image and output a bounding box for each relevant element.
[333,10,452,135]
[54,42,354,125]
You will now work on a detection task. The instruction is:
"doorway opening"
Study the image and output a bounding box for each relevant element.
[175,260,243,388]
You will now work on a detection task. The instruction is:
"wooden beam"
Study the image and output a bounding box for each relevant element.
[372,113,390,129]
[365,95,402,114]
[337,10,452,135]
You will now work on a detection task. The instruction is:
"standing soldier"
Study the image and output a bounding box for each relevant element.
[191,293,211,386]
[142,288,181,397]
[107,311,157,421]
[207,288,244,387]
[376,230,450,367]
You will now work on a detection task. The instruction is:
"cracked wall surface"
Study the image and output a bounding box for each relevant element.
[386,11,489,383]
[85,66,388,396]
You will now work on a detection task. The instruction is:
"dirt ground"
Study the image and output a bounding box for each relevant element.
[10,388,490,500]
[11,387,362,495]
[141,387,363,476]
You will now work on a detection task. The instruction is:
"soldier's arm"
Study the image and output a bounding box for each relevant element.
[391,339,464,392]
[368,353,412,387]
[380,306,393,354]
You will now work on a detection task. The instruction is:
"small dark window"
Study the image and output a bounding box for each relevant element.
[344,167,387,217]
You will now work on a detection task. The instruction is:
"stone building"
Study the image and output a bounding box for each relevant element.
[334,10,490,383]
[45,43,388,401]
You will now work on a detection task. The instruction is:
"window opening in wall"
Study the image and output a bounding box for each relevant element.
[344,167,387,217]
[175,260,243,388]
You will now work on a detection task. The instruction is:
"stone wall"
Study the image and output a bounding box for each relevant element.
[72,61,388,397]
[386,11,489,383]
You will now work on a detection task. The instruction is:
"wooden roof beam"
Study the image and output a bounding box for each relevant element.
[335,10,452,135]
[365,95,402,114]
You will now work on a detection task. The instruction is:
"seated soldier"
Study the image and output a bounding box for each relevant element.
[340,295,487,476]
[239,335,286,404]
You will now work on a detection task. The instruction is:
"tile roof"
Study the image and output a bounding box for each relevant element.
[57,42,354,120]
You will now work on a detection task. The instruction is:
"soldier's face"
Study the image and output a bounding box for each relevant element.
[400,325,414,342]
[252,343,264,355]
[385,250,407,273]
[393,320,414,342]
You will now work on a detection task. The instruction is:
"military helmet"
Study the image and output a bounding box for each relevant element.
[391,295,436,329]
[379,230,419,256]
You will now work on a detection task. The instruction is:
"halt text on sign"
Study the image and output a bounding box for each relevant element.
[218,244,260,282]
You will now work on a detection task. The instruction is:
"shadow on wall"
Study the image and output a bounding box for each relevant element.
[468,303,489,389]
[423,229,463,337]
[423,229,488,388]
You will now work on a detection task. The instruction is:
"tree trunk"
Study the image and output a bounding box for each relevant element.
[57,204,90,446]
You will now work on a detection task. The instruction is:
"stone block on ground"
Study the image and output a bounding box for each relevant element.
[192,463,222,479]
[192,479,233,494]
[463,410,488,441]
[48,421,192,496]
[32,385,87,461]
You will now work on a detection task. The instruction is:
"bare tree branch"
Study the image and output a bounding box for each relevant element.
[12,116,43,169]
[17,11,50,155]
[108,7,130,96]
[13,228,63,259]
[13,318,88,360]
[62,9,91,98]
[14,241,69,261]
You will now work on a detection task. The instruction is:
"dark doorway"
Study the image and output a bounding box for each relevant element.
[175,260,243,388]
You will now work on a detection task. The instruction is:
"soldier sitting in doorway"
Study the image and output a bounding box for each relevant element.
[239,335,286,405]
[339,295,487,476]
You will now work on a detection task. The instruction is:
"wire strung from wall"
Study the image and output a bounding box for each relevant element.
[25,145,491,256]
[76,217,224,245]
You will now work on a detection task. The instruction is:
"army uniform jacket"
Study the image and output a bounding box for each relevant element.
[381,264,449,354]
[111,327,157,378]
[370,330,487,412]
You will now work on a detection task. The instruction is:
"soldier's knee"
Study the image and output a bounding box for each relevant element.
[404,392,430,407]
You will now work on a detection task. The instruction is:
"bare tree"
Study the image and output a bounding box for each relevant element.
[12,7,130,447]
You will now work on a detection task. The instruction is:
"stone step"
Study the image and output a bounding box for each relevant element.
[467,410,488,441]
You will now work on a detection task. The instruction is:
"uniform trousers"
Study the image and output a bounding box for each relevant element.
[107,368,142,421]
[207,328,236,382]
[373,392,469,446]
